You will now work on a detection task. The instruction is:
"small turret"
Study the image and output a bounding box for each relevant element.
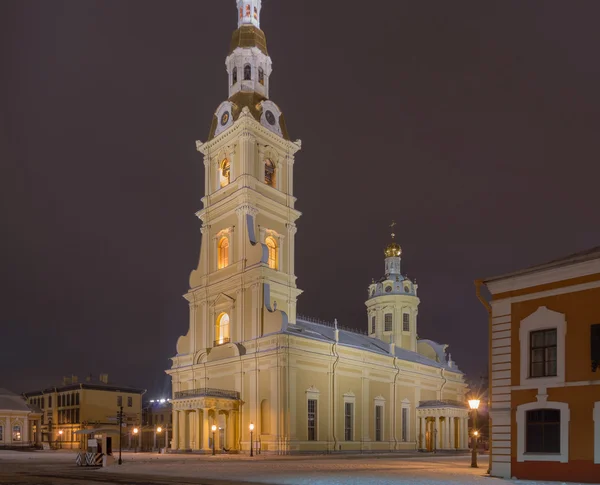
[237,0,261,29]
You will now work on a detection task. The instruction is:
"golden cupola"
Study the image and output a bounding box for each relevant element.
[385,239,402,258]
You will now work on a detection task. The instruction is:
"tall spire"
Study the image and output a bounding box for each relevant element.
[237,0,262,29]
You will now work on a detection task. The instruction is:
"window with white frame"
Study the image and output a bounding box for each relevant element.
[384,313,392,332]
[344,402,354,441]
[403,313,410,332]
[519,306,566,388]
[12,425,21,441]
[308,399,317,441]
[517,397,570,463]
[375,405,383,441]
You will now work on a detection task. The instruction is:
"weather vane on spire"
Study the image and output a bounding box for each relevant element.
[390,220,396,239]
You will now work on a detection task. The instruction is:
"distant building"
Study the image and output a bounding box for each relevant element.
[480,247,600,482]
[23,374,145,449]
[0,388,42,448]
[141,398,173,451]
[166,0,470,454]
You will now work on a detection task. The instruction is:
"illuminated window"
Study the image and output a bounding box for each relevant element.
[264,159,275,186]
[232,67,237,85]
[266,236,278,270]
[258,67,264,85]
[244,64,252,81]
[215,313,230,346]
[12,425,21,442]
[218,237,229,269]
[220,158,230,188]
[246,4,251,17]
[239,7,243,19]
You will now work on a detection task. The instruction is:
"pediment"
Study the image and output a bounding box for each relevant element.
[212,293,235,308]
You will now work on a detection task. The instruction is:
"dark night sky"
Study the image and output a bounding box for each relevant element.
[2,1,600,396]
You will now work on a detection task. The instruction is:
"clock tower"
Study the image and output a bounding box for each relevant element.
[174,0,302,358]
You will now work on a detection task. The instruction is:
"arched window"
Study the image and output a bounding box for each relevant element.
[264,159,275,187]
[258,67,264,85]
[218,237,229,269]
[244,64,252,81]
[232,67,237,85]
[266,236,278,270]
[215,312,230,346]
[220,158,230,188]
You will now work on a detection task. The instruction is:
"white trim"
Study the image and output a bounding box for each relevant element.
[516,395,570,463]
[486,258,600,295]
[491,279,600,304]
[401,398,411,442]
[343,392,356,442]
[306,387,319,442]
[519,306,566,388]
[594,401,600,464]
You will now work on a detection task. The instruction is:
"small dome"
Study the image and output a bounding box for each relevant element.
[385,241,402,258]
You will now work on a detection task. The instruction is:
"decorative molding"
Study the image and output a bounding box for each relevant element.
[235,204,258,218]
[306,386,320,394]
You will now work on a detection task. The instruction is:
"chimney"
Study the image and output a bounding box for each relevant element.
[389,334,395,355]
[334,319,339,343]
[63,376,71,386]
[99,374,109,384]
[71,375,78,384]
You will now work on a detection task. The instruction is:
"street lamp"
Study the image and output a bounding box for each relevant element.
[249,423,255,457]
[133,427,139,453]
[469,399,481,468]
[58,430,63,449]
[211,425,217,456]
[156,426,162,454]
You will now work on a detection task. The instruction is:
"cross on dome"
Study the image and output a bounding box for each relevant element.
[385,221,402,258]
[237,0,261,29]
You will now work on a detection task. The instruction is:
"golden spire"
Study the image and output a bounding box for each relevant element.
[384,221,402,258]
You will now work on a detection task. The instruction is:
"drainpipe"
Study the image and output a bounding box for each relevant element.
[392,355,400,451]
[331,320,340,452]
[475,279,492,475]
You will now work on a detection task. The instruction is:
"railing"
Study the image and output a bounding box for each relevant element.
[296,314,368,336]
[418,399,467,408]
[174,388,240,400]
[213,338,231,347]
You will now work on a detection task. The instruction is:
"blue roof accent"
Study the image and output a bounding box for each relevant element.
[285,318,461,373]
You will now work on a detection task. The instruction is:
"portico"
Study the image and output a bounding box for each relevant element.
[417,400,470,452]
[171,388,241,453]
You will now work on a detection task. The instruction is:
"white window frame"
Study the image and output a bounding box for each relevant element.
[384,313,393,332]
[306,386,320,442]
[401,398,411,442]
[374,396,385,442]
[343,392,355,442]
[594,401,600,464]
[519,306,566,388]
[516,396,569,463]
[402,313,410,332]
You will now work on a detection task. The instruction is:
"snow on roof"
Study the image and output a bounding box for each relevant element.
[0,388,37,413]
[287,318,460,373]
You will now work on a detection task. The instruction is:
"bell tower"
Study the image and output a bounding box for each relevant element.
[173,0,302,358]
[365,224,420,351]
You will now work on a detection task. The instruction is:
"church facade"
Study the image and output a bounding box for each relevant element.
[166,0,469,454]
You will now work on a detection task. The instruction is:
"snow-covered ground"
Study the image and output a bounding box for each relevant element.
[1,450,597,485]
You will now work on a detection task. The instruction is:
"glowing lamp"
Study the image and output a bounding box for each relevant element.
[211,424,217,432]
[468,399,480,410]
[133,428,139,434]
[157,427,162,433]
[249,423,255,431]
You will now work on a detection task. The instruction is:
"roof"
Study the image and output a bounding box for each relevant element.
[286,318,461,373]
[229,25,268,56]
[208,91,290,141]
[484,246,600,283]
[23,381,146,397]
[0,388,39,413]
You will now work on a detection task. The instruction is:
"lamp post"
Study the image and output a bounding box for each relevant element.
[133,427,139,453]
[249,423,254,457]
[156,426,162,454]
[211,425,217,456]
[469,399,481,468]
[58,430,63,449]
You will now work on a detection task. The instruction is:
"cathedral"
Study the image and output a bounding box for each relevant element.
[166,0,469,454]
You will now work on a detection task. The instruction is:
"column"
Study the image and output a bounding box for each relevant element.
[36,419,42,446]
[449,416,455,449]
[226,412,234,450]
[434,416,440,451]
[214,413,221,451]
[458,417,464,449]
[418,417,423,449]
[183,411,190,450]
[445,417,451,449]
[195,409,202,451]
[202,409,210,451]
[462,417,469,449]
[172,410,179,450]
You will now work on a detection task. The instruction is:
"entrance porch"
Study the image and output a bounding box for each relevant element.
[416,400,469,451]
